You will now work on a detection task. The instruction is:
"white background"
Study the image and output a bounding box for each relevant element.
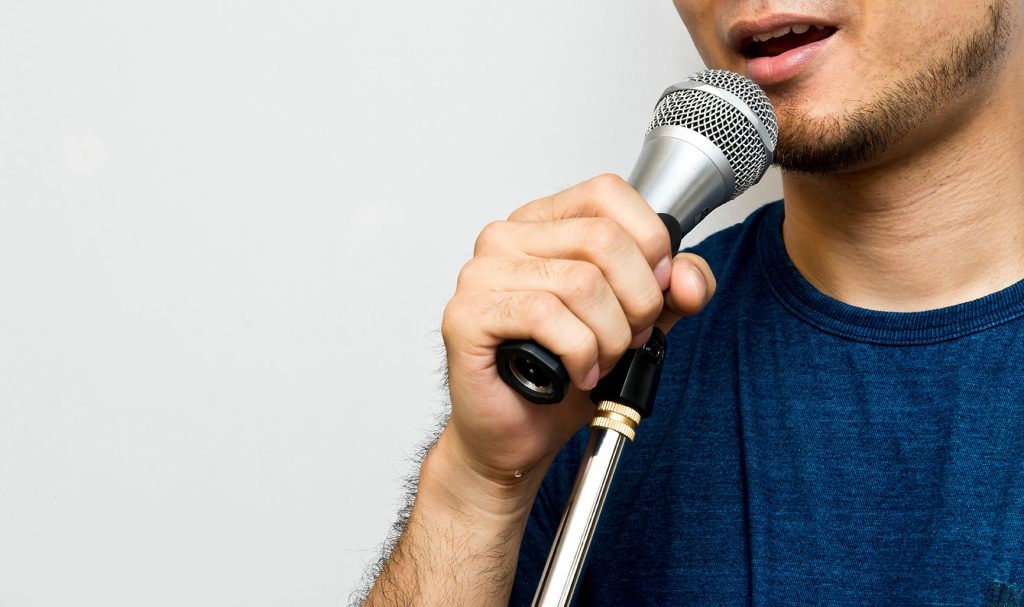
[0,1,781,604]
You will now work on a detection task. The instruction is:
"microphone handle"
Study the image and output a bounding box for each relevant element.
[496,213,683,404]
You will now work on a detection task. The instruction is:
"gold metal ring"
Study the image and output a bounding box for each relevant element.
[596,401,641,424]
[590,401,641,441]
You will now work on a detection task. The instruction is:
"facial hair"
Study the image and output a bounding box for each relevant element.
[774,0,1013,174]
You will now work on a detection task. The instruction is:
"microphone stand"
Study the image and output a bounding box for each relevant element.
[531,329,667,607]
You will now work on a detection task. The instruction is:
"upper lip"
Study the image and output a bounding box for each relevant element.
[727,13,838,52]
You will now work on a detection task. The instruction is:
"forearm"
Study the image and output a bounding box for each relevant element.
[363,431,547,607]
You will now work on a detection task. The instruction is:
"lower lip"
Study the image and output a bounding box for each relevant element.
[745,35,833,86]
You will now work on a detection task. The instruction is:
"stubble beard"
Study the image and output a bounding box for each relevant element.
[773,0,1013,174]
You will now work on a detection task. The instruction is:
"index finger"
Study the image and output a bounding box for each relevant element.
[508,173,672,268]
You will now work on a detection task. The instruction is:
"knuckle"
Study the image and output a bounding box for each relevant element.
[588,172,630,197]
[524,292,562,324]
[473,220,506,255]
[561,262,604,304]
[570,330,599,362]
[638,222,670,258]
[628,286,665,326]
[455,258,483,290]
[441,295,471,341]
[582,217,628,256]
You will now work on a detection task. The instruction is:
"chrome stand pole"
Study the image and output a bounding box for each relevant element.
[530,330,666,607]
[531,425,629,607]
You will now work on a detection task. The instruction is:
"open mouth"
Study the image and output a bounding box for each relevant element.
[740,24,838,59]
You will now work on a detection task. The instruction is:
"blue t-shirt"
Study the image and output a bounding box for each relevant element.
[511,201,1024,606]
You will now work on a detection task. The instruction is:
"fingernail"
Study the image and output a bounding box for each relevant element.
[630,326,654,349]
[583,364,601,390]
[654,256,672,291]
[689,265,708,302]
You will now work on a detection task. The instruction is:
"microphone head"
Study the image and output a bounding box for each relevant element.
[647,69,777,198]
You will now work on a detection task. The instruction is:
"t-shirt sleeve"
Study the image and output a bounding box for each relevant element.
[508,428,588,605]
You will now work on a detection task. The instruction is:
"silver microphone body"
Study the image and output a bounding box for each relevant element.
[630,73,777,235]
[629,125,735,232]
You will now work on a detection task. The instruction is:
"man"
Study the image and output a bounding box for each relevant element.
[362,0,1024,604]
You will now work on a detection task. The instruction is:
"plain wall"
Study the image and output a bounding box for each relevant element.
[0,1,782,604]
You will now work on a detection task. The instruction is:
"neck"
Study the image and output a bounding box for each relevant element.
[780,63,1024,312]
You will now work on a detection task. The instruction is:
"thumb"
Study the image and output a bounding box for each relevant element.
[654,252,717,333]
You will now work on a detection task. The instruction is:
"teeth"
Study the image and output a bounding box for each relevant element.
[751,24,817,42]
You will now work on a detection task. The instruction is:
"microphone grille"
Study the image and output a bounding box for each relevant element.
[647,69,778,198]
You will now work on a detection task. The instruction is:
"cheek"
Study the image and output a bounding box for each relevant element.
[672,0,722,65]
[856,2,960,73]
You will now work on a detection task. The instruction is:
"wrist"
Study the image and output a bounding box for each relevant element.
[417,429,550,524]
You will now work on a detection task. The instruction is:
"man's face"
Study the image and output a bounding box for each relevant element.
[672,0,1021,173]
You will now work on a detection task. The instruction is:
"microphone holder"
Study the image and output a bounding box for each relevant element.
[531,328,667,607]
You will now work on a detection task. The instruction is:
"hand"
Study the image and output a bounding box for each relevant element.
[438,174,717,494]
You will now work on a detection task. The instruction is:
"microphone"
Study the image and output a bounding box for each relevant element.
[496,69,778,404]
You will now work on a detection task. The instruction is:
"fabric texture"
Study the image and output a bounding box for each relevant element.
[510,200,1024,606]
